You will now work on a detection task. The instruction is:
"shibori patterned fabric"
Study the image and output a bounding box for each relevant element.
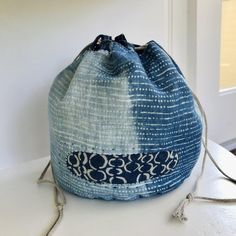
[49,34,202,200]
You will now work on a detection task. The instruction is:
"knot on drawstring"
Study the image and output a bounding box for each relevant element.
[186,193,194,202]
[172,193,194,222]
[56,204,63,212]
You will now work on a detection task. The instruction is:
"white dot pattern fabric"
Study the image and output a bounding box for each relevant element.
[49,35,202,200]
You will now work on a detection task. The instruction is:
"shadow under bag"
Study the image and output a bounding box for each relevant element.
[38,34,236,235]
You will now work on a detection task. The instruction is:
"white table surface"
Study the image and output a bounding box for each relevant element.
[0,140,236,236]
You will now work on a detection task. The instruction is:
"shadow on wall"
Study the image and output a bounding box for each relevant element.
[12,89,50,166]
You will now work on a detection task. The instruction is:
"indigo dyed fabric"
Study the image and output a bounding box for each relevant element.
[49,34,202,200]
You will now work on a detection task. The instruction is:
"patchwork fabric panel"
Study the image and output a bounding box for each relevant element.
[66,150,179,184]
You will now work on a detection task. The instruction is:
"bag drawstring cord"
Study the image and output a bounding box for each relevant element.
[172,92,236,222]
[37,161,66,236]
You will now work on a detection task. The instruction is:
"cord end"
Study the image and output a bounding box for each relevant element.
[172,193,193,222]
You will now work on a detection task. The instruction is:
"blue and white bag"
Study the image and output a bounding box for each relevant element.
[38,34,236,235]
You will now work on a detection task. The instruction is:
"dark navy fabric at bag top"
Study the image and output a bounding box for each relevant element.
[49,34,202,200]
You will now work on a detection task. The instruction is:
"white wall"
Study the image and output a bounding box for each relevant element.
[194,0,236,146]
[0,0,176,169]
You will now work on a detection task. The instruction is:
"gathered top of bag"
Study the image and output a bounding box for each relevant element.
[48,34,203,201]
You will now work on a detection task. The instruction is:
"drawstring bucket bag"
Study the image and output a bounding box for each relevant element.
[38,34,236,235]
